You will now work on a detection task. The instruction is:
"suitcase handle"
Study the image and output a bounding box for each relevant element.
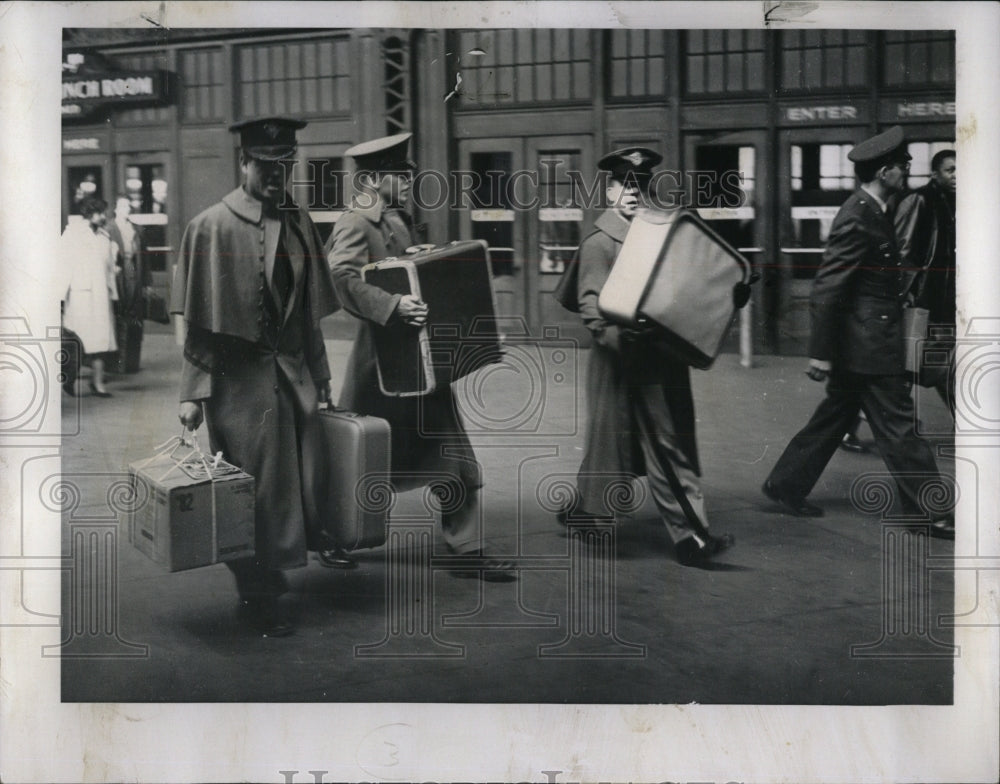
[318,401,362,418]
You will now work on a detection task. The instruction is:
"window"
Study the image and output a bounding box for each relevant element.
[883,31,955,87]
[454,29,592,107]
[114,52,171,125]
[685,30,765,95]
[537,149,582,275]
[780,30,868,92]
[608,30,667,99]
[179,48,225,122]
[469,151,516,276]
[789,142,856,279]
[238,37,351,117]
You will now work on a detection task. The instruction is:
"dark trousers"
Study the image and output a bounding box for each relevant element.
[227,559,289,601]
[767,370,942,516]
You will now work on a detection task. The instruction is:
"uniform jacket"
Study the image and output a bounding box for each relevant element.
[172,187,340,570]
[325,197,481,490]
[574,209,700,486]
[809,189,908,375]
[893,180,956,325]
[60,219,119,355]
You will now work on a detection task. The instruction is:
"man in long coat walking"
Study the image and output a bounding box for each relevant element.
[554,148,734,566]
[172,116,342,635]
[325,132,515,581]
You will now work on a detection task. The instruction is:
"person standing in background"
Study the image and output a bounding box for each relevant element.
[59,196,119,397]
[107,195,153,374]
[894,149,957,414]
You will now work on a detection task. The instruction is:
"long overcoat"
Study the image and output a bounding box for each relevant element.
[60,219,119,355]
[325,199,481,491]
[567,209,700,510]
[171,188,340,570]
[809,189,908,375]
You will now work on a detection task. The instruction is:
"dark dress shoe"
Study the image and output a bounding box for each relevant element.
[317,546,357,569]
[237,597,294,636]
[448,549,518,582]
[839,433,867,453]
[929,518,955,540]
[762,479,823,517]
[676,533,735,567]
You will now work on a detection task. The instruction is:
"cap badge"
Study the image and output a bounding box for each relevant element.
[624,151,646,167]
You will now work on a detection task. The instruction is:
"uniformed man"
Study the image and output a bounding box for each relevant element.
[173,116,343,635]
[554,147,735,566]
[762,126,955,540]
[325,132,516,581]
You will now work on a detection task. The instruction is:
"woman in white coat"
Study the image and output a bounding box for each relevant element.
[60,197,119,396]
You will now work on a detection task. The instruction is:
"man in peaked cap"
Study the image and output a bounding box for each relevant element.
[554,147,735,567]
[172,116,343,635]
[325,133,516,582]
[762,126,955,540]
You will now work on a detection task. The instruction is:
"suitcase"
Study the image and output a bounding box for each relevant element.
[318,407,391,550]
[362,240,502,396]
[598,208,751,369]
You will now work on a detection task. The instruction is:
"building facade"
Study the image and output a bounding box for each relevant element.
[61,27,956,354]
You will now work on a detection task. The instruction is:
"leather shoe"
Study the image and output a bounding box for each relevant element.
[317,546,357,569]
[448,549,518,582]
[237,596,295,637]
[676,533,735,567]
[762,479,823,517]
[929,518,955,541]
[839,432,867,453]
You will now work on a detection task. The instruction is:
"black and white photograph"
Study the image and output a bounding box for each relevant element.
[1,2,998,782]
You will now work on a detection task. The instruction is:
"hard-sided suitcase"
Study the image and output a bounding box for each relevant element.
[318,406,391,551]
[598,208,751,369]
[361,240,502,396]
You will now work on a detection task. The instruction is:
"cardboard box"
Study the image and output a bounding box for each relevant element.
[125,446,255,572]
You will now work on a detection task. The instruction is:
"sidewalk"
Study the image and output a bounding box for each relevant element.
[58,330,956,704]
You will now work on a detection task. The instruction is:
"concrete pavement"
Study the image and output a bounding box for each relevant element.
[58,323,956,704]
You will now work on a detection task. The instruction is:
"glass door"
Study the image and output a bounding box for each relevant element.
[525,135,593,342]
[457,139,525,324]
[777,127,866,355]
[684,130,769,357]
[116,153,173,300]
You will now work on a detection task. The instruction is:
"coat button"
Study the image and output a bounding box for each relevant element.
[273,385,279,393]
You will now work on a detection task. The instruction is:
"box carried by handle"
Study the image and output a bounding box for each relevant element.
[597,208,752,369]
[362,240,502,396]
[124,432,255,572]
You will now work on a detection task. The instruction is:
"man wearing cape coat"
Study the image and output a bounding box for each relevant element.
[172,117,341,633]
[325,132,515,581]
[554,147,734,566]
